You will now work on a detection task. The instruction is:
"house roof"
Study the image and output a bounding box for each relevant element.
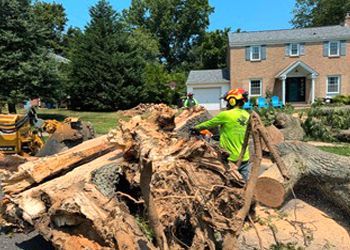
[228,25,350,47]
[186,69,230,85]
[276,61,319,79]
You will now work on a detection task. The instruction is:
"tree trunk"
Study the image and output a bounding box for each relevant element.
[1,136,116,195]
[7,102,16,114]
[255,141,350,215]
[4,149,154,250]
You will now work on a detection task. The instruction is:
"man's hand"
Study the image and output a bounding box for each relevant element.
[190,127,200,136]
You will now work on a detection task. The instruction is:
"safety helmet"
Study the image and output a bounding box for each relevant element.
[187,92,194,97]
[222,88,248,107]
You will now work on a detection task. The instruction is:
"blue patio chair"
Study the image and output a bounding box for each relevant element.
[271,96,283,108]
[243,100,253,110]
[257,97,269,108]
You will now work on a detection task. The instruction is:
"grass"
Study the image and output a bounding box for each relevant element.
[36,108,125,135]
[317,145,350,156]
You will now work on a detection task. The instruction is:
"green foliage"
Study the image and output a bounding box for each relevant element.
[332,94,350,105]
[253,105,295,126]
[136,216,154,242]
[67,0,148,111]
[303,107,350,141]
[189,28,230,69]
[291,0,350,28]
[124,0,214,70]
[32,1,67,54]
[0,0,60,106]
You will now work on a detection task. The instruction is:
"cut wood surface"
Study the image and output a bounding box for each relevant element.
[255,141,350,215]
[239,200,350,249]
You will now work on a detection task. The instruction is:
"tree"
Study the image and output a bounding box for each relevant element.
[124,0,214,71]
[0,0,60,113]
[292,0,350,28]
[32,1,67,54]
[189,28,230,70]
[68,0,148,111]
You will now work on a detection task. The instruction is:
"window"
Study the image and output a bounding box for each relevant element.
[327,76,340,95]
[289,43,300,56]
[329,41,340,57]
[250,79,262,96]
[250,46,261,61]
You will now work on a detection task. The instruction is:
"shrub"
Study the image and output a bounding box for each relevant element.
[332,95,350,105]
[303,106,350,142]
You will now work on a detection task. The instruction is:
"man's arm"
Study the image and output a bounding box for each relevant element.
[195,112,226,130]
[183,99,189,107]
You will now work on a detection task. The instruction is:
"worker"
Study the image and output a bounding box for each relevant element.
[192,88,251,180]
[183,93,199,108]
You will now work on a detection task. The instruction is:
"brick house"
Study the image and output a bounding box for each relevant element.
[187,14,350,110]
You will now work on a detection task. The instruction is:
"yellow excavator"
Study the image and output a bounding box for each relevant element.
[0,102,94,157]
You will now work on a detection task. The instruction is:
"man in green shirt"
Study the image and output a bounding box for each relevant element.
[194,88,251,180]
[183,93,199,108]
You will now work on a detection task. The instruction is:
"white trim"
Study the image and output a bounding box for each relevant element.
[326,75,341,95]
[289,43,300,57]
[328,41,340,57]
[276,61,319,79]
[249,79,263,97]
[250,46,261,61]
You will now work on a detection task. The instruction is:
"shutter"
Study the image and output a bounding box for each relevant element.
[285,44,290,56]
[300,43,305,55]
[323,42,329,57]
[340,41,347,56]
[245,46,250,61]
[261,45,266,60]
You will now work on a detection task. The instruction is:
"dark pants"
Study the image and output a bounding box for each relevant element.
[238,161,251,181]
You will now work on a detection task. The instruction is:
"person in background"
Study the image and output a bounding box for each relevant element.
[183,93,199,108]
[193,88,251,180]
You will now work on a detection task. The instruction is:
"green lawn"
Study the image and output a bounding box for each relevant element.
[317,146,350,157]
[36,109,124,135]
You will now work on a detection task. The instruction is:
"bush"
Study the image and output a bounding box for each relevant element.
[332,95,350,105]
[303,106,350,142]
[253,105,294,126]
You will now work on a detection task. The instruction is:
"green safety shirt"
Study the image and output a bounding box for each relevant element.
[195,108,250,162]
[184,98,199,108]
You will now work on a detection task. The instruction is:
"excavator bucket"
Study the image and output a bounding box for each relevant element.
[36,119,95,157]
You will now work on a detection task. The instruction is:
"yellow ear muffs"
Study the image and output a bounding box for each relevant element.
[228,97,236,107]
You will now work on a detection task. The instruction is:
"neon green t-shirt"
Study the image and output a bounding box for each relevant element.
[195,108,250,162]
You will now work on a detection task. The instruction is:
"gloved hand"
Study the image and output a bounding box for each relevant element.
[189,127,200,136]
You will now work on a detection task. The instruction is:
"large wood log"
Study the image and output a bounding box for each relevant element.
[255,141,350,215]
[1,135,116,195]
[3,149,155,249]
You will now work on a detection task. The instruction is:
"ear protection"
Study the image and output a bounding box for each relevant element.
[228,97,237,107]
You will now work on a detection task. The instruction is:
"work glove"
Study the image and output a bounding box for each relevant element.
[189,127,200,136]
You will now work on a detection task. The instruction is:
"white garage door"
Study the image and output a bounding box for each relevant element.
[193,87,221,110]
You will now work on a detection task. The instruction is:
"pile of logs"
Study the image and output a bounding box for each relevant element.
[1,104,349,250]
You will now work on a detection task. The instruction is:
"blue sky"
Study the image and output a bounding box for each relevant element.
[44,0,297,31]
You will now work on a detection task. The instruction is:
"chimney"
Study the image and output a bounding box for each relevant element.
[345,12,350,27]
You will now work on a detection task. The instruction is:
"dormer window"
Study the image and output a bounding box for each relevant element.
[250,46,261,61]
[329,41,340,57]
[290,43,300,56]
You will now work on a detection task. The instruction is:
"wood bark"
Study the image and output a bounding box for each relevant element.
[255,141,350,215]
[3,149,154,250]
[1,135,116,195]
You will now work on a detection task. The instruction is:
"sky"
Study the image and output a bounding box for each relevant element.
[44,0,297,32]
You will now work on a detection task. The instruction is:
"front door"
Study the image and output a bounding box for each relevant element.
[286,77,306,102]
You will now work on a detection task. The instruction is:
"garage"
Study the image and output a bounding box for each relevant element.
[186,69,230,111]
[193,87,222,110]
